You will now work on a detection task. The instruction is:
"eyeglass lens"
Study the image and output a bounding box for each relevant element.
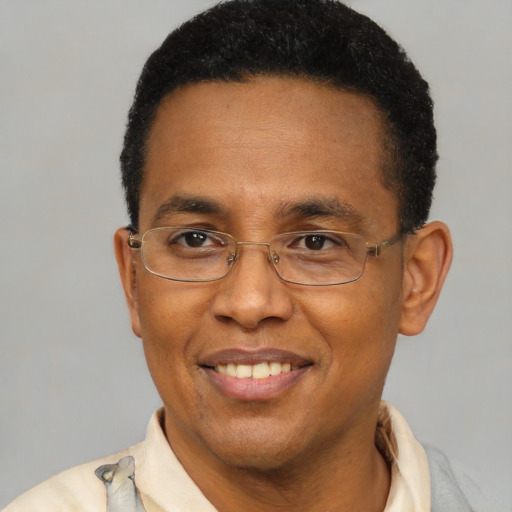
[138,227,370,285]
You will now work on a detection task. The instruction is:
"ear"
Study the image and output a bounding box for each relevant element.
[399,221,453,336]
[114,227,142,338]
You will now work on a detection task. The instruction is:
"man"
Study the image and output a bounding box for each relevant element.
[6,0,490,510]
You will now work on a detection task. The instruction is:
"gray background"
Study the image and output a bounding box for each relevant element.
[1,0,511,507]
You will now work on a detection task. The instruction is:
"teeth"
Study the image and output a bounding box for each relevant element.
[252,362,270,379]
[236,364,252,378]
[226,363,237,377]
[214,361,298,379]
[269,361,282,376]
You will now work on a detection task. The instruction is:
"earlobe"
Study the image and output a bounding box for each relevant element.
[399,221,453,336]
[114,227,142,338]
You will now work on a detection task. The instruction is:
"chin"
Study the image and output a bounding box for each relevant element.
[200,419,313,473]
[212,445,303,473]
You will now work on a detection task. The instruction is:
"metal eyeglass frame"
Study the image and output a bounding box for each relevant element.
[126,225,403,286]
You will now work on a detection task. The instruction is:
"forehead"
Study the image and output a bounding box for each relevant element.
[140,77,398,235]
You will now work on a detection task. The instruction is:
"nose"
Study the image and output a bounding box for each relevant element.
[210,243,294,329]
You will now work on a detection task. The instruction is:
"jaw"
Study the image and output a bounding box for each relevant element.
[162,361,386,475]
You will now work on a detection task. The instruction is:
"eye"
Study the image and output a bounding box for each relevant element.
[301,234,331,251]
[294,233,347,251]
[169,230,225,249]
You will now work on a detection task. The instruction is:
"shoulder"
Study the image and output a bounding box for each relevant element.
[425,445,507,512]
[3,444,143,512]
[381,403,507,512]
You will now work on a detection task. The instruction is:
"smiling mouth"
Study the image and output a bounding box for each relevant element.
[200,352,313,400]
[213,361,305,379]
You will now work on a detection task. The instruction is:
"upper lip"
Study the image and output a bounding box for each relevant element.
[199,348,313,368]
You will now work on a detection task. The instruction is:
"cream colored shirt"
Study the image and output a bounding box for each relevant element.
[4,402,431,512]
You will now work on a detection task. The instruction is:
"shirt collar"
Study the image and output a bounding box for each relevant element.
[136,402,430,512]
[378,401,431,512]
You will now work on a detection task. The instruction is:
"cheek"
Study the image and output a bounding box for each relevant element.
[135,280,216,422]
[302,268,403,378]
[305,281,402,345]
[136,279,213,368]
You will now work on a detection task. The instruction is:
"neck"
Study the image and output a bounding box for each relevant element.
[167,419,391,512]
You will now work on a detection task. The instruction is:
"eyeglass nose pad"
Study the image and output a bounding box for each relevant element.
[227,252,238,265]
[271,251,280,264]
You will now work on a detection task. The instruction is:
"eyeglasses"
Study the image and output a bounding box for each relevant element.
[127,226,402,286]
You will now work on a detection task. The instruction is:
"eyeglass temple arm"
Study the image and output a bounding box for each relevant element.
[369,232,404,257]
[125,225,142,249]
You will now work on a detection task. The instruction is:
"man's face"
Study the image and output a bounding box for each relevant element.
[124,78,406,470]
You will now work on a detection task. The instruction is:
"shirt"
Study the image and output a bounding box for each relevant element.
[2,402,445,512]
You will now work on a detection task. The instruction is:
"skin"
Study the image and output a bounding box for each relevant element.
[115,77,452,511]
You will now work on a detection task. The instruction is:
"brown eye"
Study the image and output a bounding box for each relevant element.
[304,235,327,250]
[168,230,212,248]
[182,232,208,247]
[291,233,349,252]
[169,229,227,249]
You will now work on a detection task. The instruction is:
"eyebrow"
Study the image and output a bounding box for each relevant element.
[152,195,224,224]
[277,198,366,227]
[152,194,366,230]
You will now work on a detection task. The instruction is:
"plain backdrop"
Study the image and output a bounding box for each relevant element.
[1,0,511,508]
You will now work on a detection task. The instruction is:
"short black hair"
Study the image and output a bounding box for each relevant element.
[121,0,437,234]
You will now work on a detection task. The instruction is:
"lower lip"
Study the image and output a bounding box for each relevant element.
[202,366,311,401]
